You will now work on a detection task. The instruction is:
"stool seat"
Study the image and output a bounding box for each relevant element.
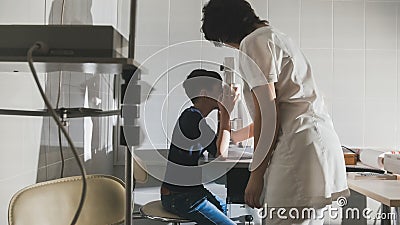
[139,200,192,223]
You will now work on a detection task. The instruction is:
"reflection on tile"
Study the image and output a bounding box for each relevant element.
[37,145,47,169]
[46,145,83,166]
[68,118,84,144]
[46,161,63,181]
[69,72,88,88]
[49,120,68,147]
[48,154,86,179]
[36,167,47,183]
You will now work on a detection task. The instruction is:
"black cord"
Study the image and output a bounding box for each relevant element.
[28,42,87,225]
[56,71,65,178]
[56,70,65,178]
[58,0,66,179]
[58,127,65,177]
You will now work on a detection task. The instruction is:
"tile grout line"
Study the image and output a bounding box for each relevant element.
[331,0,335,124]
[166,0,171,148]
[396,3,399,150]
[299,0,302,49]
[363,0,367,147]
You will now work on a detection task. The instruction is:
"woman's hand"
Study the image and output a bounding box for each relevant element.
[244,172,264,208]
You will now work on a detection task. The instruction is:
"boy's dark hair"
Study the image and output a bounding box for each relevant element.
[183,69,222,103]
[201,0,268,44]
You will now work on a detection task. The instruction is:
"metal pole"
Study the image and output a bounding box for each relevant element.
[129,0,137,58]
[126,1,137,224]
[125,148,133,225]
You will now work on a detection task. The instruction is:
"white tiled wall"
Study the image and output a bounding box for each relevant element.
[366,2,397,50]
[333,1,365,50]
[269,0,301,46]
[0,0,45,25]
[169,0,203,45]
[301,0,333,49]
[135,0,400,153]
[302,49,334,114]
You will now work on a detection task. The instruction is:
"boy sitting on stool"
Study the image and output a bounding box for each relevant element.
[161,69,238,225]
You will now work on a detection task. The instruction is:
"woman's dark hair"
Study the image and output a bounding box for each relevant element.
[201,0,268,44]
[183,69,222,103]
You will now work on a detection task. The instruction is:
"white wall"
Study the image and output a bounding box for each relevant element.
[136,0,400,151]
[0,0,47,222]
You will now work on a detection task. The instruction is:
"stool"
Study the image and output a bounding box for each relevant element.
[139,200,192,225]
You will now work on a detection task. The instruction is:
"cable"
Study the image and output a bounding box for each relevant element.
[58,0,66,178]
[58,127,65,177]
[28,42,87,225]
[56,71,65,178]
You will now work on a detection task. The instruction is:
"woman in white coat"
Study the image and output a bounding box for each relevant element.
[202,0,350,224]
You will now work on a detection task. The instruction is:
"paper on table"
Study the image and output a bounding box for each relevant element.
[358,148,389,169]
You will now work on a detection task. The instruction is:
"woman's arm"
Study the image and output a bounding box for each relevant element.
[231,123,254,144]
[245,83,279,208]
[216,107,231,157]
[216,85,239,157]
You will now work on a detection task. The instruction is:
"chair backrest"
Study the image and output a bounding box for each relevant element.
[8,174,125,225]
[133,154,148,184]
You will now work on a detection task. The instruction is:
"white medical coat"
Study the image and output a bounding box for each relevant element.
[239,26,350,207]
